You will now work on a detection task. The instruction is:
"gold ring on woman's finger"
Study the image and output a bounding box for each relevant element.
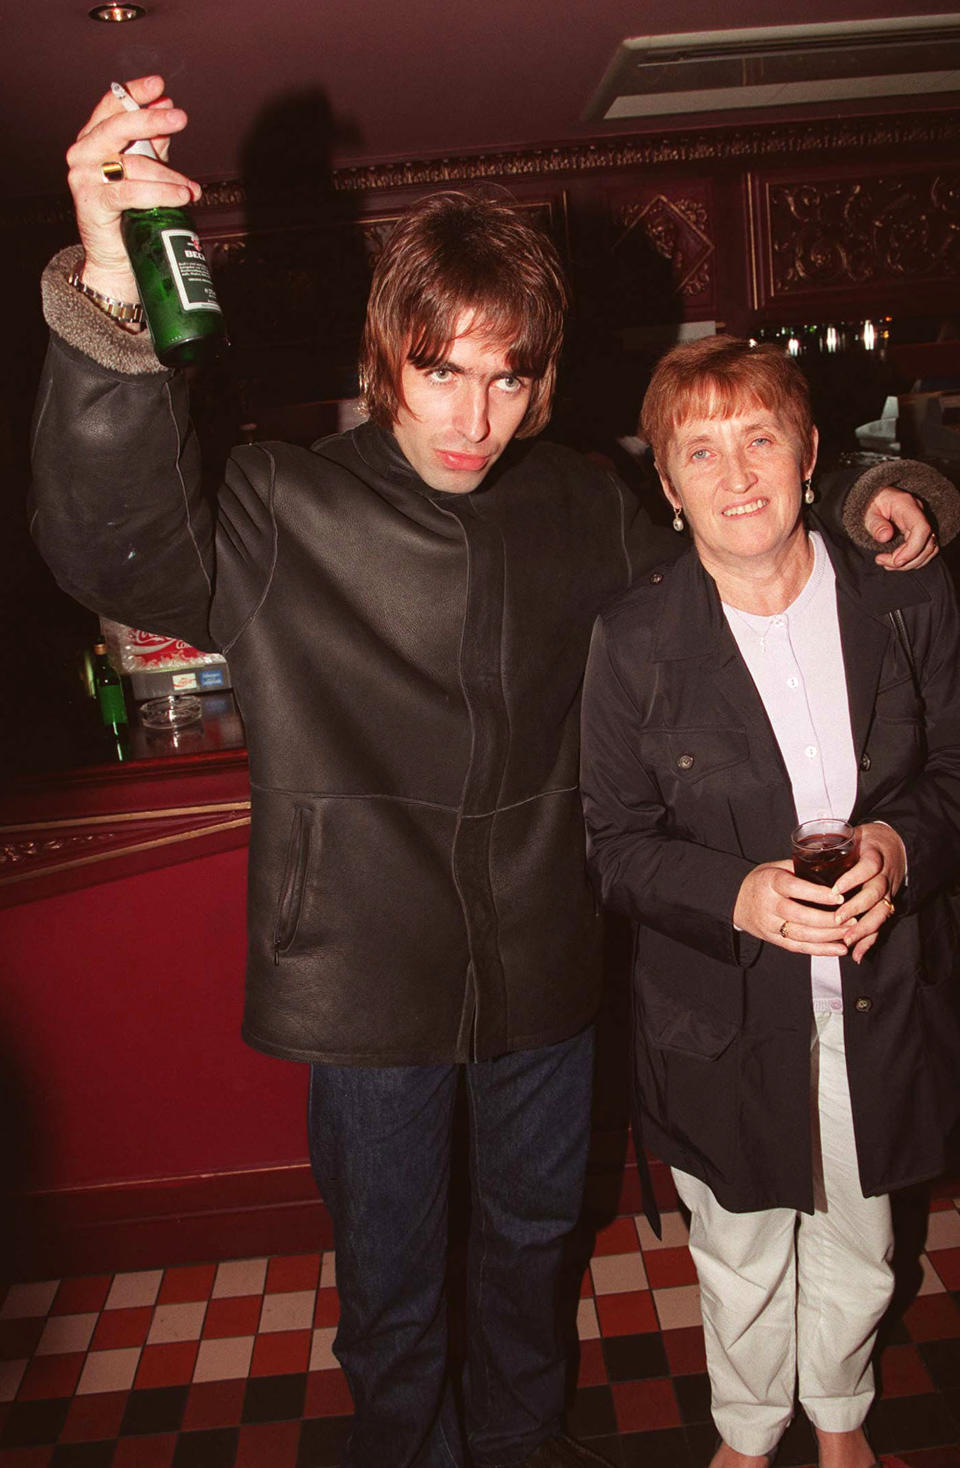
[881,896,895,914]
[100,159,125,184]
[779,919,789,939]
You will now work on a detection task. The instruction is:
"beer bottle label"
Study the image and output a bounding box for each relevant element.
[160,229,223,314]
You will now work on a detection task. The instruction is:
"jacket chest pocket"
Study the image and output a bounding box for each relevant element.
[274,805,314,963]
[637,726,751,805]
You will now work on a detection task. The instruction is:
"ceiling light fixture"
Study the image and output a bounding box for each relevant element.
[88,4,146,21]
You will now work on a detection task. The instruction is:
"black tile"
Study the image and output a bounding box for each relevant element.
[673,1371,712,1425]
[621,1425,694,1467]
[920,1337,960,1392]
[51,1444,116,1468]
[868,1391,960,1452]
[1,1397,70,1446]
[770,1412,816,1467]
[242,1371,307,1424]
[172,1426,240,1468]
[120,1384,188,1437]
[567,1384,618,1439]
[297,1415,353,1466]
[582,1434,625,1467]
[603,1333,669,1381]
[684,1421,716,1465]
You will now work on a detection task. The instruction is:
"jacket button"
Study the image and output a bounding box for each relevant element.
[854,996,872,1013]
[677,753,694,770]
[650,571,663,584]
[860,753,872,771]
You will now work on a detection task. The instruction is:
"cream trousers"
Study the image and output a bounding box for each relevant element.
[671,1009,895,1458]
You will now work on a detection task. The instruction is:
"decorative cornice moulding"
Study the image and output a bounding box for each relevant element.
[6,109,960,232]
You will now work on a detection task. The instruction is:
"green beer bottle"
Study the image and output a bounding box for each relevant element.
[93,641,128,732]
[115,84,226,368]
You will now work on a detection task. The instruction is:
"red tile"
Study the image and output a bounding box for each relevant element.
[592,1218,639,1257]
[17,1352,84,1401]
[0,1448,53,1467]
[662,1325,707,1376]
[265,1255,321,1294]
[91,1305,153,1350]
[929,1177,960,1201]
[650,1169,680,1211]
[135,1341,199,1389]
[595,1290,659,1337]
[250,1328,312,1377]
[313,1289,340,1328]
[0,1320,44,1362]
[578,1270,592,1300]
[202,1295,262,1338]
[927,1246,960,1290]
[61,1392,127,1443]
[617,1170,645,1213]
[50,1277,111,1316]
[877,1343,935,1398]
[642,1247,698,1289]
[901,1293,960,1341]
[235,1419,301,1466]
[112,1434,177,1467]
[157,1264,217,1306]
[612,1377,682,1432]
[305,1368,354,1418]
[576,1338,607,1388]
[182,1377,247,1430]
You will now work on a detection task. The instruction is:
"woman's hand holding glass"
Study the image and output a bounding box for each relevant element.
[733,822,907,964]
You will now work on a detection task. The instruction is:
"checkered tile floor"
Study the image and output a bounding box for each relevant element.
[2,1189,959,1467]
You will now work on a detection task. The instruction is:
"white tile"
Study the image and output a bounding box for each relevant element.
[105,1270,162,1311]
[76,1346,141,1396]
[590,1252,648,1296]
[635,1211,689,1251]
[653,1284,702,1331]
[926,1208,960,1251]
[36,1311,98,1356]
[147,1300,207,1344]
[193,1334,255,1382]
[309,1326,339,1372]
[259,1289,316,1334]
[212,1258,268,1299]
[919,1253,949,1295]
[0,1280,59,1320]
[0,1359,27,1403]
[576,1298,600,1341]
[320,1253,337,1290]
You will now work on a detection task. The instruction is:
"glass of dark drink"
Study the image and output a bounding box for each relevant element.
[791,819,858,895]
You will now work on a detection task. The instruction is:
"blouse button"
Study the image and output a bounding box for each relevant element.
[677,753,695,771]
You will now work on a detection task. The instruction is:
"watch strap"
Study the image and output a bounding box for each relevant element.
[67,269,144,325]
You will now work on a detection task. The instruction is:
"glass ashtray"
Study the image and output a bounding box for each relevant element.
[139,694,203,730]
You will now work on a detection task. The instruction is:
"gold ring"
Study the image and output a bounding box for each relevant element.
[100,159,125,184]
[779,919,789,939]
[881,896,896,914]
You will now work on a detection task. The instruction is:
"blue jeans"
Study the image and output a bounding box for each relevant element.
[307,1026,595,1468]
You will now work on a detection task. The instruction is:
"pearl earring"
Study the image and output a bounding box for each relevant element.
[672,508,684,533]
[802,478,815,505]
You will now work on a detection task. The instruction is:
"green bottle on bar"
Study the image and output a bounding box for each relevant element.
[121,136,226,368]
[93,642,128,732]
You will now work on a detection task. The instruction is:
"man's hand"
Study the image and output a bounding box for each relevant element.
[65,75,201,302]
[866,488,938,570]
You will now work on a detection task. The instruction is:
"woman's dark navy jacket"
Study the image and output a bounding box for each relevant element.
[581,530,960,1213]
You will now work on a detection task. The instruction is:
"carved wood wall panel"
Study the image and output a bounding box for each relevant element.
[605,181,716,322]
[752,164,960,314]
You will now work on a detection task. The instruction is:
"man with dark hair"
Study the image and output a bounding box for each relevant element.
[31,77,950,1468]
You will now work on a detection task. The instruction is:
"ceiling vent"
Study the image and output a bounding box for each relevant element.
[584,14,960,122]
